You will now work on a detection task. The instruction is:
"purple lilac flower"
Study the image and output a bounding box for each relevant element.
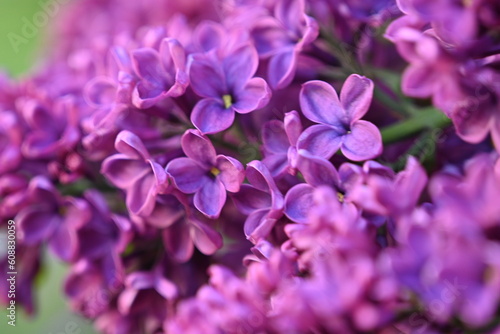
[131,38,189,109]
[188,44,271,134]
[101,130,170,217]
[166,129,244,218]
[231,160,284,243]
[261,110,302,177]
[250,0,319,89]
[297,74,383,161]
[17,177,87,262]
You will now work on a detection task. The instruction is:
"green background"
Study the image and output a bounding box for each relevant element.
[0,1,97,333]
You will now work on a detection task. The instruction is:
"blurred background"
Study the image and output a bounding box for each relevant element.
[0,0,97,333]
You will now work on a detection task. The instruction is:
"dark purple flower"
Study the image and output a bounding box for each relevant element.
[297,75,383,161]
[16,177,86,261]
[188,44,271,134]
[101,130,169,217]
[166,129,244,218]
[0,111,23,175]
[20,97,80,159]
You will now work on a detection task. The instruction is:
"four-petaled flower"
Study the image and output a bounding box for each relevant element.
[166,129,245,218]
[297,74,383,161]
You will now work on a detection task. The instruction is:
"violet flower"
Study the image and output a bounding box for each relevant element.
[188,44,271,134]
[166,129,244,218]
[297,75,383,161]
[251,0,319,89]
[131,38,189,109]
[231,160,284,243]
[101,130,169,217]
[261,110,302,177]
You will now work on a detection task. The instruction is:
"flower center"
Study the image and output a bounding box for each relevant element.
[337,192,345,202]
[222,94,233,109]
[210,167,221,177]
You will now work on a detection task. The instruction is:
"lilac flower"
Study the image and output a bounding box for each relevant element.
[131,38,189,109]
[231,160,284,243]
[261,110,302,177]
[16,177,86,261]
[101,130,169,217]
[118,267,177,331]
[297,75,383,161]
[20,97,80,159]
[188,44,271,134]
[166,129,244,218]
[250,0,319,89]
[143,192,223,262]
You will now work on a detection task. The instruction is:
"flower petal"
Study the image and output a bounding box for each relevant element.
[190,220,223,255]
[191,98,235,134]
[268,48,297,89]
[181,129,216,167]
[114,130,150,160]
[166,157,207,194]
[101,154,150,189]
[126,173,157,217]
[244,208,275,243]
[162,221,194,263]
[17,208,60,245]
[262,120,289,154]
[340,74,374,122]
[300,80,343,126]
[296,150,339,187]
[215,155,245,192]
[231,184,272,215]
[188,52,225,98]
[233,77,271,114]
[284,110,302,146]
[341,120,382,161]
[284,183,314,224]
[223,44,258,90]
[297,124,344,159]
[194,179,226,219]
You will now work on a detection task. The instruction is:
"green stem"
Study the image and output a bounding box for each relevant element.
[381,107,451,144]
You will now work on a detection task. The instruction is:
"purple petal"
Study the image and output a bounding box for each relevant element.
[453,102,492,144]
[268,48,297,89]
[188,53,225,98]
[296,124,344,159]
[162,221,194,263]
[193,21,225,52]
[18,208,60,245]
[126,173,157,217]
[114,130,150,160]
[284,110,302,146]
[284,183,314,224]
[275,0,304,32]
[194,179,226,219]
[262,154,289,178]
[155,277,178,300]
[101,154,150,189]
[160,38,186,73]
[232,77,271,114]
[262,120,289,154]
[244,209,275,243]
[341,120,382,161]
[300,80,343,126]
[215,155,244,192]
[223,44,258,90]
[231,184,272,215]
[166,158,208,194]
[340,74,374,122]
[191,98,235,134]
[401,64,436,98]
[49,223,77,262]
[132,48,163,83]
[181,129,216,167]
[190,220,223,255]
[296,150,339,187]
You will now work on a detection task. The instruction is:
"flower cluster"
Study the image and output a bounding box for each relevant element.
[1,0,500,333]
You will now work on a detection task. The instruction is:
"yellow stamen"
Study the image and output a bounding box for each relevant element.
[337,192,345,203]
[222,94,233,109]
[210,167,221,177]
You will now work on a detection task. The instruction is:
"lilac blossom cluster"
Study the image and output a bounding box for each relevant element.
[1,0,500,333]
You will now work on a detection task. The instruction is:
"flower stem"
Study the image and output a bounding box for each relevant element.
[381,107,451,144]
